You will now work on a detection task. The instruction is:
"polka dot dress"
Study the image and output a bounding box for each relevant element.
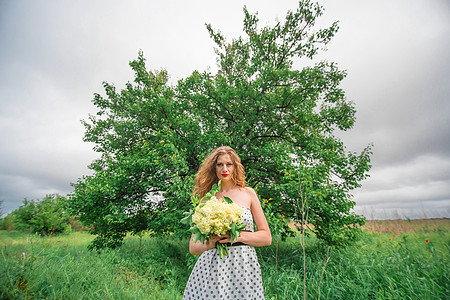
[183,208,265,300]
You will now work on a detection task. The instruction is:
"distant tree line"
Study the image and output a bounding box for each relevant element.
[0,194,86,235]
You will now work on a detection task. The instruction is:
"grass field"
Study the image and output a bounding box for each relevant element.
[1,220,448,299]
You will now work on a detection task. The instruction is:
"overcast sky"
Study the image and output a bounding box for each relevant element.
[1,0,449,219]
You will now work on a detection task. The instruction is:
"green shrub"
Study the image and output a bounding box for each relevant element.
[0,213,15,231]
[12,194,71,235]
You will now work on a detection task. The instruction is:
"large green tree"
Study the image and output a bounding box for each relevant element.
[69,1,372,249]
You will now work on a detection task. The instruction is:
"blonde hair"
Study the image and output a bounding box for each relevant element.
[193,146,246,198]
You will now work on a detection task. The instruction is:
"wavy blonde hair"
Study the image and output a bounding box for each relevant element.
[193,146,246,198]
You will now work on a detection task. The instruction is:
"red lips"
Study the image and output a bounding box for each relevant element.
[222,174,229,177]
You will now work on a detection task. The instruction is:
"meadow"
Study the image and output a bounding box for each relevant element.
[1,220,448,299]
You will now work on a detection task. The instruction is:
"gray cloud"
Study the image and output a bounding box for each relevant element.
[0,0,449,218]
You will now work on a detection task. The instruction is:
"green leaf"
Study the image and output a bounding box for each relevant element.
[211,182,220,195]
[189,226,200,234]
[192,195,200,206]
[223,196,233,204]
[217,243,229,259]
[180,216,191,225]
[193,231,202,243]
[181,210,193,224]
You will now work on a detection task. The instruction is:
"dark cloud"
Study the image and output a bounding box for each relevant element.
[0,0,449,218]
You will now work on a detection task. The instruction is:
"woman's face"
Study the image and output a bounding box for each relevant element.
[216,154,234,182]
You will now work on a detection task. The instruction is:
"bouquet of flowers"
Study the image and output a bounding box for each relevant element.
[182,181,247,258]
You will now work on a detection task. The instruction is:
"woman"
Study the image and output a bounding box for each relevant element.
[183,146,272,299]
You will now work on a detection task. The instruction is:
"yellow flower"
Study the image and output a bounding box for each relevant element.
[192,197,244,236]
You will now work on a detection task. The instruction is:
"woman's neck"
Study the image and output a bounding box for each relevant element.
[220,180,236,193]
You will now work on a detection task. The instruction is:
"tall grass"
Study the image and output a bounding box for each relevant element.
[258,228,449,299]
[1,220,448,299]
[0,231,188,299]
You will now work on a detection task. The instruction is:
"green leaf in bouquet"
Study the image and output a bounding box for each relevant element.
[230,232,237,245]
[230,221,247,245]
[181,210,193,224]
[236,222,246,231]
[180,215,191,225]
[223,196,233,204]
[189,226,199,234]
[229,223,237,245]
[193,231,202,243]
[214,180,222,192]
[210,181,221,196]
[199,180,222,204]
[216,243,229,259]
[191,194,200,206]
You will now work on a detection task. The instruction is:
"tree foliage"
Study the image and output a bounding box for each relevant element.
[11,194,71,235]
[69,1,372,249]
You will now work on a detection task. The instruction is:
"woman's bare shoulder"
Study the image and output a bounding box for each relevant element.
[242,186,258,198]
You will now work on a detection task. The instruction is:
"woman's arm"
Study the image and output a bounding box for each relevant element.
[219,187,272,247]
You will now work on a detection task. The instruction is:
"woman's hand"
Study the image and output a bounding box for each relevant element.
[208,233,230,248]
[189,232,231,255]
[217,231,250,244]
